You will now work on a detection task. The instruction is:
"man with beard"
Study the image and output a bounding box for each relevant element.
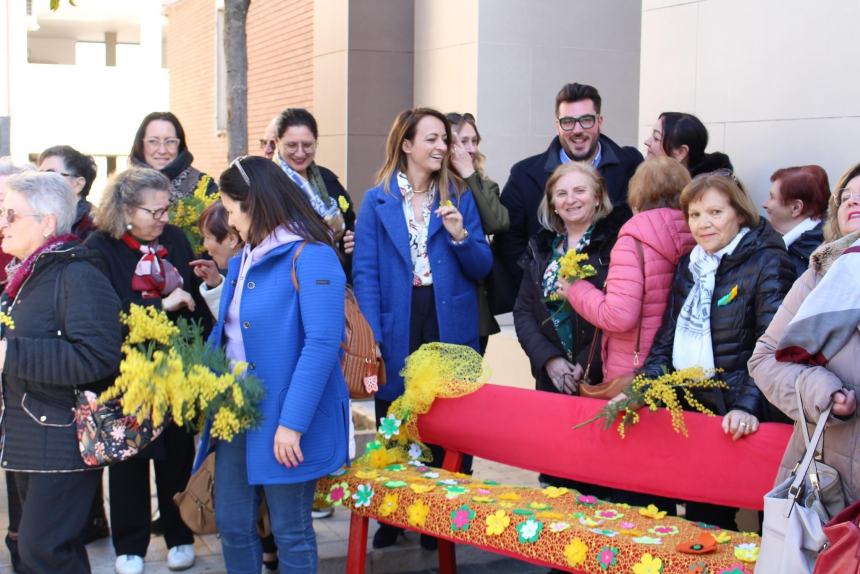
[492,83,642,310]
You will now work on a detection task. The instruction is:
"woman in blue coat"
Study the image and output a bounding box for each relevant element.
[352,108,492,548]
[210,156,349,574]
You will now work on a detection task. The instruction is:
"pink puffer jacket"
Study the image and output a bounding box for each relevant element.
[566,208,694,381]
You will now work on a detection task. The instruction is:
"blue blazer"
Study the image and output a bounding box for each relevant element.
[207,240,349,484]
[352,176,492,402]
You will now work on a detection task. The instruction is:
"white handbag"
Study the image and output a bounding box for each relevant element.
[756,387,847,573]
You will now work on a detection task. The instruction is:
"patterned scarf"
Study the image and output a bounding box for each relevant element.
[543,229,593,358]
[672,227,748,370]
[776,235,860,364]
[5,234,79,300]
[121,233,184,299]
[274,155,345,239]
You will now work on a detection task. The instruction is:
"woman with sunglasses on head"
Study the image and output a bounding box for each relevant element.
[750,161,860,511]
[353,107,492,549]
[446,112,508,353]
[643,112,733,177]
[640,172,795,529]
[129,111,219,203]
[273,108,356,278]
[85,167,209,574]
[208,156,348,573]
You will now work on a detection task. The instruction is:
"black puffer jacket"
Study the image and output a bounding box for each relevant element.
[0,243,122,472]
[641,220,796,417]
[786,221,824,278]
[514,210,625,393]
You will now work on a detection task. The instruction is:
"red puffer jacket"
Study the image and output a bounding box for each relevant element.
[565,208,694,382]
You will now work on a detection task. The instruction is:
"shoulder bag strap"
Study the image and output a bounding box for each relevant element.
[289,241,308,292]
[788,399,834,507]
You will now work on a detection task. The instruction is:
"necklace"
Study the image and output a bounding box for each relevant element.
[411,188,430,194]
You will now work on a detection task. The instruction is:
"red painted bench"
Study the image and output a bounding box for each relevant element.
[322,384,792,573]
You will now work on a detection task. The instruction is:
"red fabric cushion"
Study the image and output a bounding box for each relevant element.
[417,384,792,510]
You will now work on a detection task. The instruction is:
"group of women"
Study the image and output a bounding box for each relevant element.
[0,102,856,574]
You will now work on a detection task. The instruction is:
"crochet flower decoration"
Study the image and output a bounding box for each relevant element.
[577,494,599,506]
[595,509,623,520]
[516,518,543,544]
[378,414,401,439]
[734,543,759,563]
[564,538,588,567]
[485,510,510,536]
[379,493,399,517]
[713,531,732,544]
[445,485,468,499]
[548,521,571,533]
[649,524,680,536]
[407,500,430,527]
[597,546,619,570]
[639,504,667,519]
[326,482,350,506]
[450,504,476,532]
[633,553,664,574]
[407,443,422,460]
[542,486,569,498]
[409,483,435,494]
[633,536,663,545]
[351,484,373,508]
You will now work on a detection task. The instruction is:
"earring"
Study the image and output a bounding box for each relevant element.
[554,210,558,214]
[43,232,49,238]
[126,223,133,231]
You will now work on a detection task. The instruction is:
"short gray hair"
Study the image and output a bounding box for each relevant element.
[0,157,35,178]
[95,167,171,239]
[4,171,77,235]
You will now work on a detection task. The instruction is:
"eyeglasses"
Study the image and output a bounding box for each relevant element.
[259,138,277,152]
[136,205,171,220]
[557,114,597,131]
[838,188,860,205]
[0,209,43,224]
[144,138,181,150]
[281,141,317,154]
[446,112,476,126]
[231,155,250,185]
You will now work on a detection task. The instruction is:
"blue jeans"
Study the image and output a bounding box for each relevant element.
[215,434,318,574]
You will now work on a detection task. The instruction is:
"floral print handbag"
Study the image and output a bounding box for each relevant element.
[74,389,163,467]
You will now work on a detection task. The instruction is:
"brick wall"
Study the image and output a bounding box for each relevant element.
[166,0,314,178]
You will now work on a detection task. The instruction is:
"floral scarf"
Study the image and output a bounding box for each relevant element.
[5,234,79,300]
[542,228,593,358]
[121,233,184,299]
[672,227,749,370]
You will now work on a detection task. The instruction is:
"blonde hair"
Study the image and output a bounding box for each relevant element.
[825,162,860,241]
[538,162,612,234]
[628,156,690,213]
[95,167,171,239]
[376,108,463,203]
[680,173,760,228]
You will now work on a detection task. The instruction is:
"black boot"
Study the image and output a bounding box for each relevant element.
[5,533,21,573]
[372,524,403,549]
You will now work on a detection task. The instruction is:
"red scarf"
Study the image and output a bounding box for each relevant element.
[4,234,79,300]
[121,233,184,299]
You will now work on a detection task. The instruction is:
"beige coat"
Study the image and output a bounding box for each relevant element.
[749,231,860,502]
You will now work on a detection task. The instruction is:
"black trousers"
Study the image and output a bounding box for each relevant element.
[374,286,473,474]
[15,469,101,574]
[109,423,195,556]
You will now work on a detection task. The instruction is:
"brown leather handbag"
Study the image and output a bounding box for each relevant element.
[174,452,217,534]
[290,242,386,399]
[578,239,644,400]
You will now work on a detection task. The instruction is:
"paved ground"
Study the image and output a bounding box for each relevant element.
[0,318,550,573]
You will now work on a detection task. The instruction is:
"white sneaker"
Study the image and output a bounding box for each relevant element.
[311,506,335,519]
[115,555,144,574]
[167,544,196,571]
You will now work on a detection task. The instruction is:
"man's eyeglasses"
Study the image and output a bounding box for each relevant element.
[281,141,317,154]
[259,139,277,152]
[136,205,171,220]
[0,209,43,224]
[557,114,597,131]
[838,188,860,205]
[144,138,181,151]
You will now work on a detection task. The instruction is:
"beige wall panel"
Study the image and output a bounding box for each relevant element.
[695,0,860,122]
[722,118,860,207]
[350,0,418,52]
[414,0,477,52]
[475,42,532,138]
[313,50,348,135]
[316,134,346,182]
[483,134,552,191]
[314,0,348,57]
[414,43,478,113]
[638,2,698,124]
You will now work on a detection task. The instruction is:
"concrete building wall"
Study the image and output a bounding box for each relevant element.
[638,0,860,206]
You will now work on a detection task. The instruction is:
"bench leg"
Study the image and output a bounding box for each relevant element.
[346,513,369,574]
[437,538,457,574]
